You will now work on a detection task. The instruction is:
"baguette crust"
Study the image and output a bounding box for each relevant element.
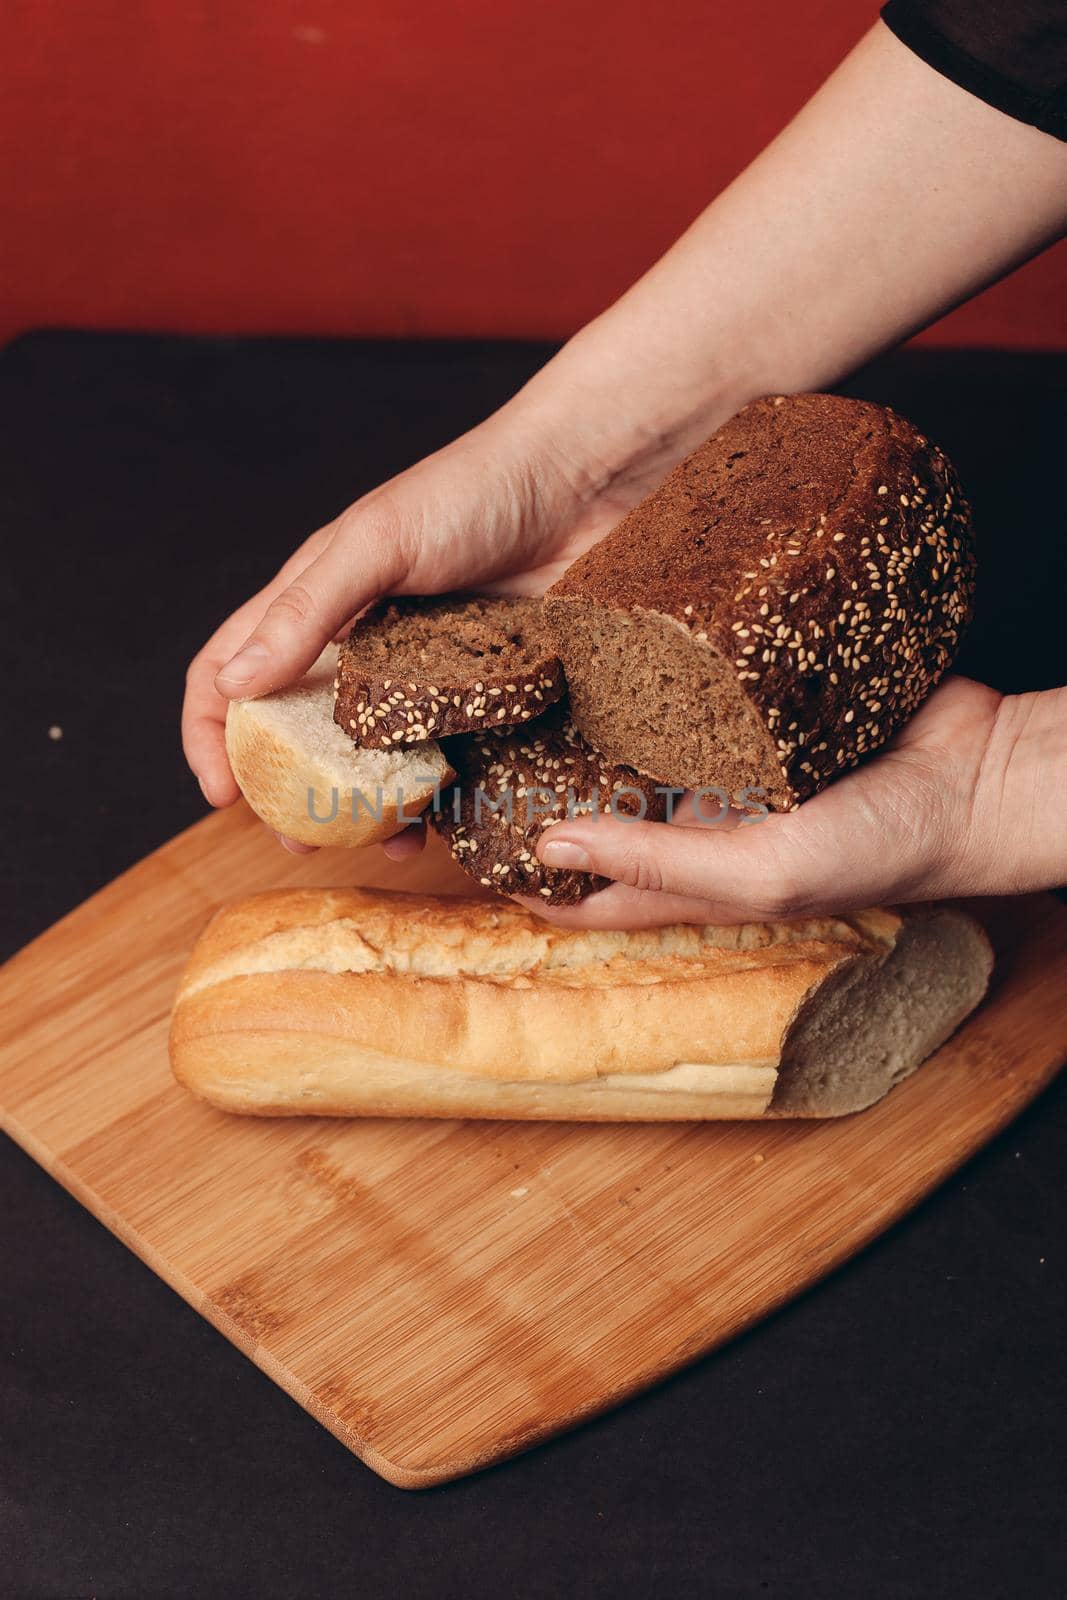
[170,889,992,1120]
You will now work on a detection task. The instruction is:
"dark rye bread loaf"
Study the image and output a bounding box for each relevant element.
[334,595,565,748]
[544,393,976,811]
[431,703,668,905]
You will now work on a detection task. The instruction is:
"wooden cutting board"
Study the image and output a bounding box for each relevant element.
[2,805,1065,1488]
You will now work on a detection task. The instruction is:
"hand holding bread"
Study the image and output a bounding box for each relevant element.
[181,406,672,816]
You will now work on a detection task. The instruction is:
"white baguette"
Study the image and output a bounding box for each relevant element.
[169,888,992,1120]
[224,645,454,848]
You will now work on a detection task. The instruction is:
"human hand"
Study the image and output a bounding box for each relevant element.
[181,380,690,849]
[526,677,1067,927]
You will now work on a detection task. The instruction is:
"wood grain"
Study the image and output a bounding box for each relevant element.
[1,804,1065,1487]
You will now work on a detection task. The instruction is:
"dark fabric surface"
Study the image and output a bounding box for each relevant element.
[1,332,1065,1598]
[882,0,1067,139]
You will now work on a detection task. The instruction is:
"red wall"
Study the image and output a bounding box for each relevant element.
[3,0,1064,348]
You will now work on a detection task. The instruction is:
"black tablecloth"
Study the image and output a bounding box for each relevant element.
[2,332,1064,1599]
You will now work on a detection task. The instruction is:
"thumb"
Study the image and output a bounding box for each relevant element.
[214,511,410,698]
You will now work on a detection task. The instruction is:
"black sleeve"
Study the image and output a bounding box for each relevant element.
[881,0,1067,141]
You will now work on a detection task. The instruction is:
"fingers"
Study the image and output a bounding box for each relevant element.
[534,814,814,924]
[183,525,338,803]
[184,713,241,809]
[381,820,428,861]
[213,510,411,701]
[182,647,244,809]
[532,746,960,927]
[269,831,318,856]
[512,883,731,929]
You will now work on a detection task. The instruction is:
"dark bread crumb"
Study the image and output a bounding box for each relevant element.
[335,595,564,748]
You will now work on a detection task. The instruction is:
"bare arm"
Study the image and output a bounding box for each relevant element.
[519,20,1067,473]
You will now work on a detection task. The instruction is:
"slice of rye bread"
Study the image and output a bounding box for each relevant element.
[544,393,976,811]
[334,595,565,748]
[431,702,669,906]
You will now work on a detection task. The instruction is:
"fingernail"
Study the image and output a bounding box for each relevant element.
[539,839,593,871]
[197,775,215,806]
[215,642,270,687]
[278,834,316,856]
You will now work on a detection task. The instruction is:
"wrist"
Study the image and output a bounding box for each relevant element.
[969,687,1067,894]
[499,306,760,505]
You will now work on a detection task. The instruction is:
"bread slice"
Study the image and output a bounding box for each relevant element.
[544,393,976,810]
[169,888,993,1120]
[334,595,565,748]
[431,702,668,905]
[225,646,454,848]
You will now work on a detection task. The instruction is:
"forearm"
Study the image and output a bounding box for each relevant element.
[512,21,1067,477]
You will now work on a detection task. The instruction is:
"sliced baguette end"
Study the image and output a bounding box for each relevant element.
[223,646,454,848]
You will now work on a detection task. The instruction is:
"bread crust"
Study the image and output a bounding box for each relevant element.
[545,393,976,809]
[168,888,990,1121]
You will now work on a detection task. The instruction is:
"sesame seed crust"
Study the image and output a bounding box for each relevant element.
[545,393,976,809]
[430,702,668,906]
[334,595,565,749]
